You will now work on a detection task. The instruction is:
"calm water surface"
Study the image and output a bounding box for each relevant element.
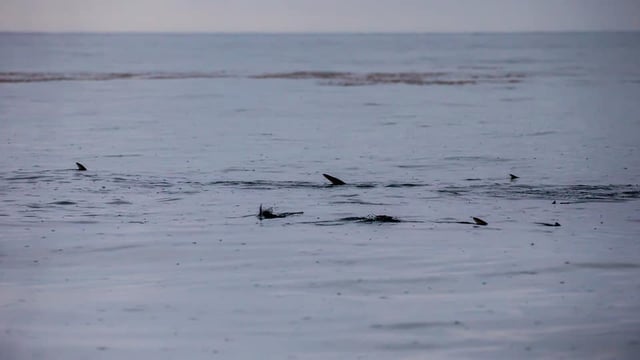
[1,32,640,359]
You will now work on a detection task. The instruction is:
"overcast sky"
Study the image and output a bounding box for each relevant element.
[1,0,639,33]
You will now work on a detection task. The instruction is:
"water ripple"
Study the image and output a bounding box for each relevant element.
[439,184,640,202]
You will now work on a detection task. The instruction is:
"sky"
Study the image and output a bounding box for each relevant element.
[0,0,639,33]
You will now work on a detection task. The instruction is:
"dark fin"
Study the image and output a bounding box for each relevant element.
[509,173,519,180]
[261,210,280,219]
[552,200,556,204]
[535,222,561,227]
[472,217,488,226]
[76,162,87,171]
[257,204,301,220]
[323,173,346,185]
[258,204,276,219]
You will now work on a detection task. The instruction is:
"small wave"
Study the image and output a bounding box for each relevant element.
[396,164,432,169]
[5,175,49,181]
[484,262,640,278]
[441,155,512,162]
[330,199,391,206]
[250,71,349,80]
[379,342,439,351]
[221,167,256,173]
[25,203,45,209]
[572,262,640,270]
[500,97,534,102]
[207,180,323,190]
[85,244,144,253]
[523,131,557,137]
[67,220,99,224]
[103,154,143,158]
[158,197,182,202]
[111,176,175,189]
[385,183,428,188]
[3,170,61,182]
[311,215,405,226]
[106,199,132,205]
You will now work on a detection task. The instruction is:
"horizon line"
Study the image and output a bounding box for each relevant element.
[1,29,639,36]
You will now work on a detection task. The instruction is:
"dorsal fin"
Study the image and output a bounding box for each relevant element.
[509,173,519,180]
[472,217,488,226]
[322,173,346,185]
[76,162,87,171]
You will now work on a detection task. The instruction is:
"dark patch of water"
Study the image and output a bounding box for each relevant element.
[49,201,77,205]
[0,70,525,86]
[372,321,463,330]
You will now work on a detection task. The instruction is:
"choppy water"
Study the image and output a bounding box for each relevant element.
[1,32,640,359]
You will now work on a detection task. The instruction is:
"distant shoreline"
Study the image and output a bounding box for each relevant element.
[1,30,639,36]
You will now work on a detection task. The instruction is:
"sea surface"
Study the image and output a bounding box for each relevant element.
[1,32,640,359]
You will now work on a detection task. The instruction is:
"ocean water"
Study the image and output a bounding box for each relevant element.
[1,32,640,359]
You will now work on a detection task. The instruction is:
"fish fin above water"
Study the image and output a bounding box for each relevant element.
[258,204,303,220]
[76,162,87,171]
[258,204,274,219]
[472,217,488,226]
[509,173,519,180]
[535,221,561,227]
[323,173,346,185]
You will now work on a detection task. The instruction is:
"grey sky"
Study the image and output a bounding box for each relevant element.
[1,0,639,33]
